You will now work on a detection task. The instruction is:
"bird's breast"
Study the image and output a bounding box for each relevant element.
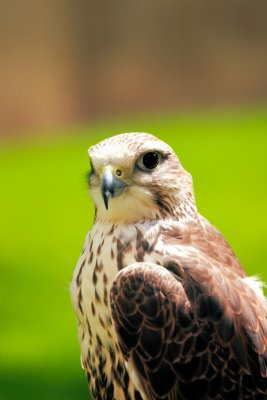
[70,221,164,399]
[71,221,164,346]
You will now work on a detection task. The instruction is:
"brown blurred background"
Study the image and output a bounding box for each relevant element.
[0,0,267,135]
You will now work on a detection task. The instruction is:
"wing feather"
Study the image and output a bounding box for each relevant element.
[110,255,267,400]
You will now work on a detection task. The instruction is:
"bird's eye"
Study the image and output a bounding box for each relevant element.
[137,152,160,171]
[90,160,95,174]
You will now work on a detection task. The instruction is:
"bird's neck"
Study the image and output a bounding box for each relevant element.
[174,190,198,221]
[155,187,198,222]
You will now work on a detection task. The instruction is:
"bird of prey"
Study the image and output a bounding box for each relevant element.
[71,132,267,400]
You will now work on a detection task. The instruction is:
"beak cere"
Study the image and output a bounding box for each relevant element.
[101,168,126,210]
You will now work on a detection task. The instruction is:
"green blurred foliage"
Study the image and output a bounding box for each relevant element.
[1,108,267,399]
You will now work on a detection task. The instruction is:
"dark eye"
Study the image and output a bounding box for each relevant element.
[143,152,159,169]
[137,152,160,171]
[89,159,95,174]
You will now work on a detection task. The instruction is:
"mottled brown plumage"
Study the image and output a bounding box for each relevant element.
[71,132,267,400]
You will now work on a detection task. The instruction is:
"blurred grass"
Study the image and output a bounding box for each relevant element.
[1,107,267,399]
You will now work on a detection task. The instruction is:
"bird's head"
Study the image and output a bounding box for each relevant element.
[88,132,196,223]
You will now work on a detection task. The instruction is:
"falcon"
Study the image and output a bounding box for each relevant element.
[71,132,267,400]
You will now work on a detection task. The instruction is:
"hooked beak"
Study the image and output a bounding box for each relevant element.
[101,167,127,210]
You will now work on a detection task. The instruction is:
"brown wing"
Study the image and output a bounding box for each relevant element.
[110,257,267,400]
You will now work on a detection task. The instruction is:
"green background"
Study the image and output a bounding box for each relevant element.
[1,108,267,399]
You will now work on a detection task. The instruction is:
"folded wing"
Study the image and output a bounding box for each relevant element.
[110,255,267,400]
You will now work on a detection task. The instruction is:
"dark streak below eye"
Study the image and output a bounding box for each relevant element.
[154,192,171,213]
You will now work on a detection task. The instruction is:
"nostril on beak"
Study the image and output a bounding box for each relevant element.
[116,169,122,177]
[100,168,126,210]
